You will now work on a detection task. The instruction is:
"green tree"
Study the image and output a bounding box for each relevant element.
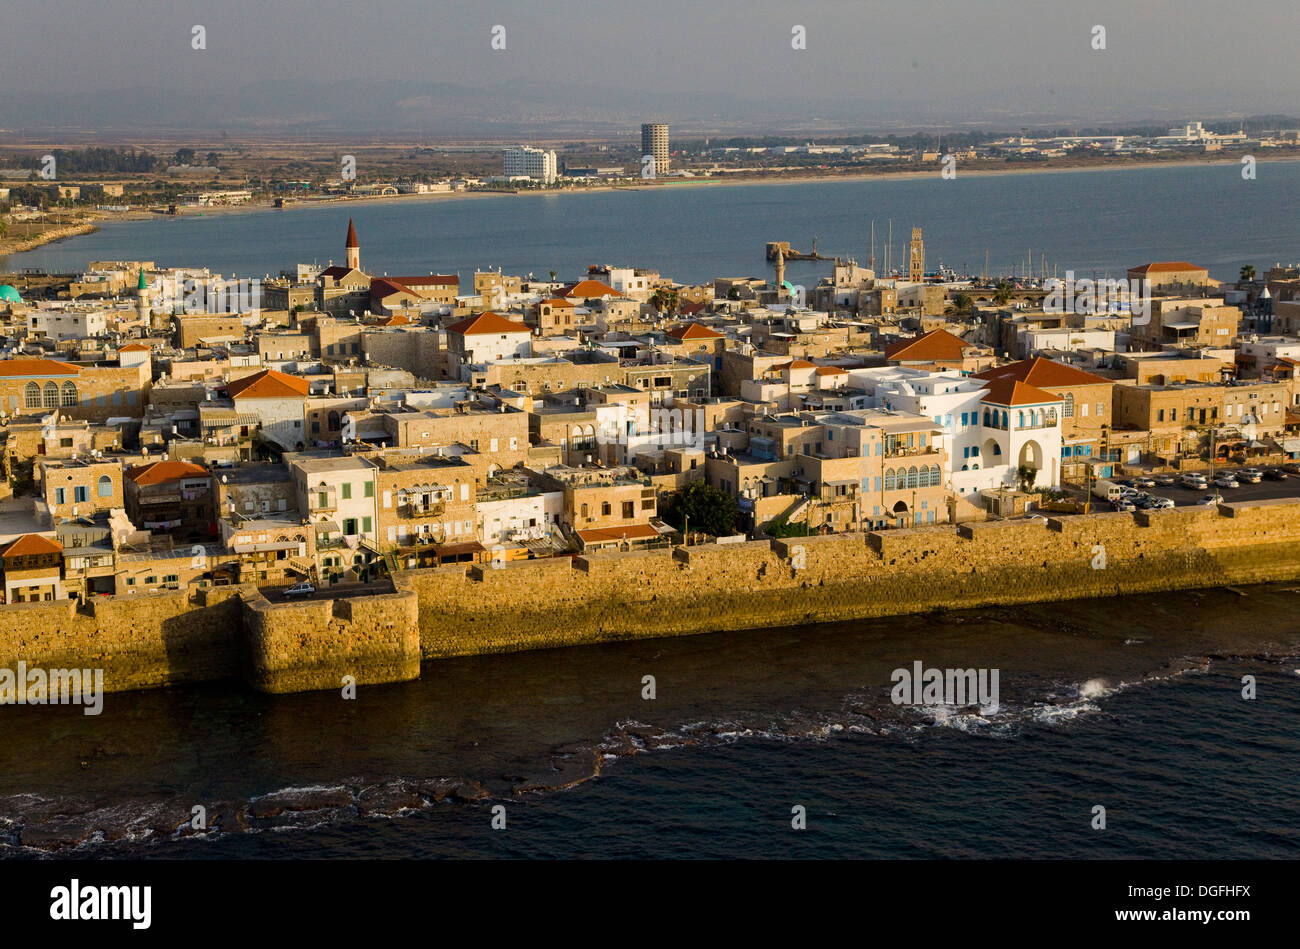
[765,514,810,538]
[662,481,738,537]
[1239,264,1256,285]
[993,281,1014,306]
[950,292,972,314]
[1016,464,1039,492]
[174,147,196,165]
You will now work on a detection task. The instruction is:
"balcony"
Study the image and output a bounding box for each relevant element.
[885,445,941,459]
[400,500,446,519]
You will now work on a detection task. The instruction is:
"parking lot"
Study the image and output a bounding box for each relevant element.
[1106,465,1300,510]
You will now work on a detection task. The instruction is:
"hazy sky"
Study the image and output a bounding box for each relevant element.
[2,0,1298,127]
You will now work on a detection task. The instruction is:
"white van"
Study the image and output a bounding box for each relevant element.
[1092,479,1122,502]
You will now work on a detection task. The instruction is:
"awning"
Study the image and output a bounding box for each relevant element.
[232,541,302,553]
[1282,438,1300,453]
[434,541,485,557]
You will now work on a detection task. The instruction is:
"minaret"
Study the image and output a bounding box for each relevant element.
[774,245,785,291]
[136,267,149,322]
[345,218,360,270]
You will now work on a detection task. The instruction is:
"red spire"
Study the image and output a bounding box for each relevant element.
[345,218,359,248]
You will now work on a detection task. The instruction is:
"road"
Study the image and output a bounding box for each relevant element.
[259,580,394,603]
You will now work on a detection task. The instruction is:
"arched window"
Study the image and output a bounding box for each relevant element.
[993,443,1002,456]
[982,408,990,426]
[1001,411,1008,428]
[1063,393,1074,418]
[42,382,58,408]
[580,503,589,518]
[97,475,112,498]
[906,466,919,489]
[24,382,40,408]
[601,502,611,516]
[1018,411,1025,427]
[328,410,340,430]
[60,381,77,406]
[884,469,897,490]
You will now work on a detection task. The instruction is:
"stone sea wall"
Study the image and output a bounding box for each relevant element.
[2,499,1299,695]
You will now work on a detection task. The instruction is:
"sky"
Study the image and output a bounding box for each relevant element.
[0,0,1297,134]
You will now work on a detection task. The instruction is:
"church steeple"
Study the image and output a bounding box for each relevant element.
[345,219,359,270]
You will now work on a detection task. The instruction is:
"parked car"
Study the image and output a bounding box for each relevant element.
[1283,463,1300,474]
[1200,493,1225,505]
[282,582,317,598]
[1112,499,1136,512]
[1133,476,1156,488]
[1151,497,1176,509]
[1213,474,1239,489]
[1265,468,1289,480]
[1238,468,1264,483]
[1154,475,1178,487]
[1180,473,1208,488]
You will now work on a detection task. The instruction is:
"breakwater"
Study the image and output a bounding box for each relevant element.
[3,500,1300,695]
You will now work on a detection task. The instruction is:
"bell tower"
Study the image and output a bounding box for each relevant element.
[345,218,360,270]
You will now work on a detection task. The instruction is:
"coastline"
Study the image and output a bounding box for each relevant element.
[16,153,1294,243]
[5,498,1300,697]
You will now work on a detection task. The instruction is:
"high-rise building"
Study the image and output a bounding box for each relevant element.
[502,145,558,184]
[641,123,669,176]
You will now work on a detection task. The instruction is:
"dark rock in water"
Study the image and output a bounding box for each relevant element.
[247,788,355,819]
[19,819,97,851]
[450,780,489,803]
[357,785,426,815]
[415,780,460,803]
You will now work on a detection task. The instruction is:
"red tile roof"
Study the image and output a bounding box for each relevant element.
[1,533,62,558]
[446,311,530,336]
[972,356,1111,389]
[563,279,619,299]
[979,378,1062,407]
[665,322,723,340]
[226,368,311,399]
[884,329,974,362]
[0,358,81,377]
[127,460,210,486]
[1128,261,1207,274]
[369,278,426,300]
[542,298,574,307]
[815,366,848,375]
[118,343,151,352]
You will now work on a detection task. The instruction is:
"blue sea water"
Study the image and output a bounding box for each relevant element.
[5,161,1298,286]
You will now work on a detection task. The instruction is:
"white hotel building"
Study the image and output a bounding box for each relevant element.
[502,145,558,184]
[846,366,1065,495]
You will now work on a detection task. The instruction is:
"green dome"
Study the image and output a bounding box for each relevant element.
[0,285,21,303]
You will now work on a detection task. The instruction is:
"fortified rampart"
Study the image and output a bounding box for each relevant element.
[3,500,1300,695]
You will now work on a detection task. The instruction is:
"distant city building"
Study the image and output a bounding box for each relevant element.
[641,123,669,176]
[502,145,558,184]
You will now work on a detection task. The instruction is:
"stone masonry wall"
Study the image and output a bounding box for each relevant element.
[4,499,1300,694]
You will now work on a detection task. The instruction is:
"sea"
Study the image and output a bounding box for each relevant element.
[4,160,1299,287]
[2,584,1299,859]
[2,162,1300,860]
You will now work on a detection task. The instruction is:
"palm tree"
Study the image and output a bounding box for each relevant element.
[993,281,1013,306]
[950,292,972,314]
[1239,265,1256,286]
